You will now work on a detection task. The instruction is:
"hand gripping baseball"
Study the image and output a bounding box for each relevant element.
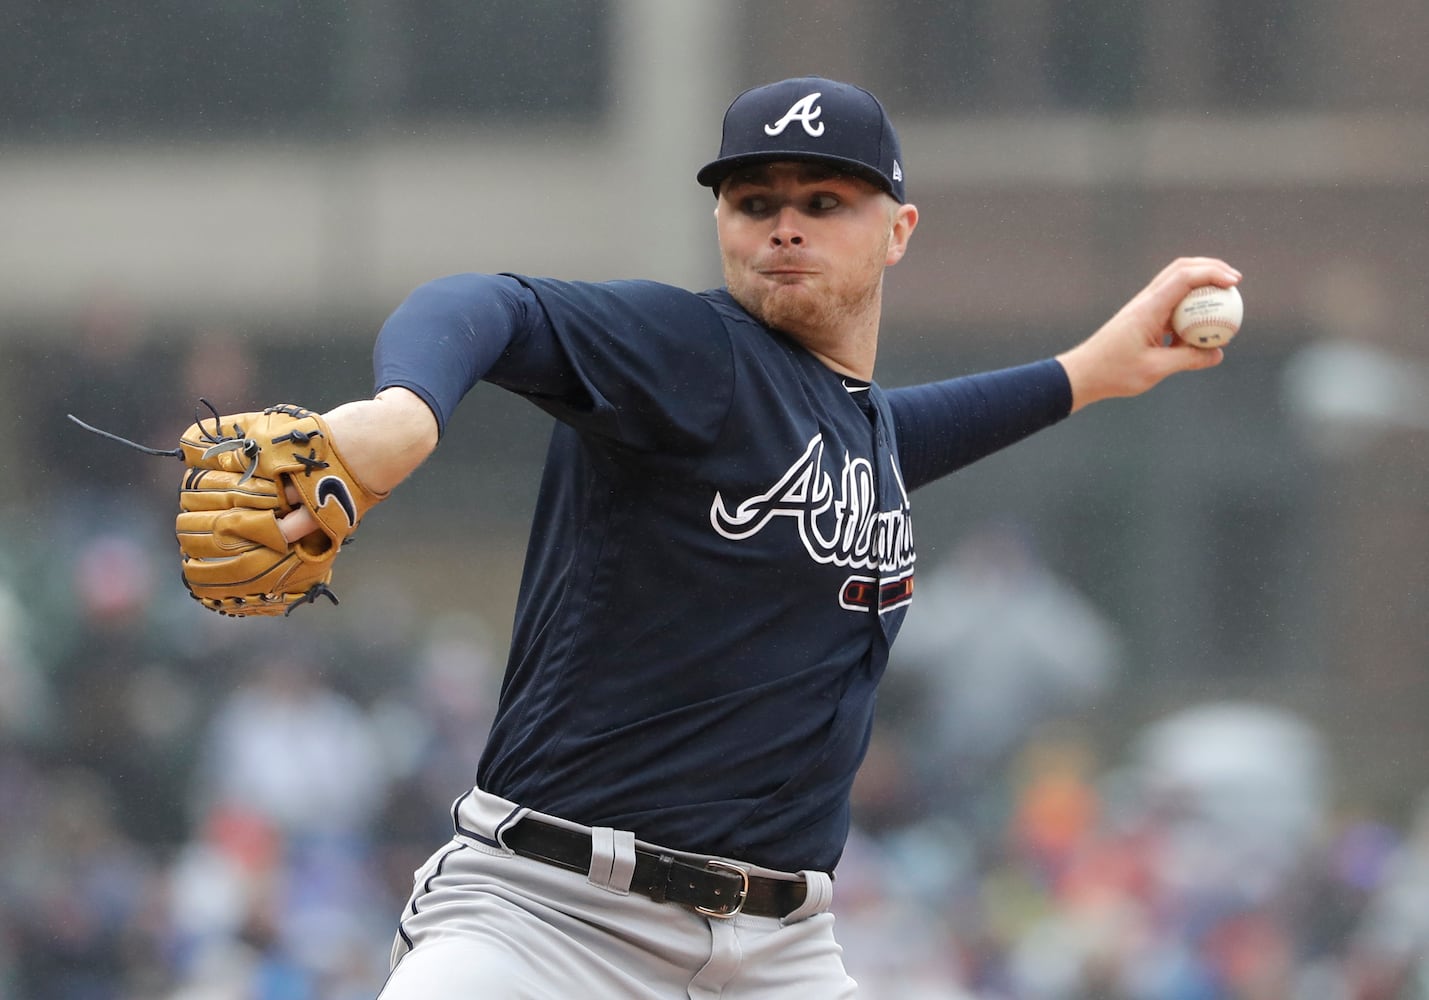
[174,403,388,616]
[1056,257,1242,413]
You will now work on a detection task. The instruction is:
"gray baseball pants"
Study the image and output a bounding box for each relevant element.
[378,785,855,999]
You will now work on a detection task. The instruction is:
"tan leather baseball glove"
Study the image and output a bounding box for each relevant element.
[173,403,387,616]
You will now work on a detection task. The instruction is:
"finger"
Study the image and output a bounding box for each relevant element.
[280,506,320,543]
[1157,256,1241,281]
[1157,258,1243,298]
[1162,342,1225,374]
[1139,261,1242,334]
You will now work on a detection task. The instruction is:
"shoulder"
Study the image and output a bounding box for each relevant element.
[505,275,718,326]
[696,287,765,333]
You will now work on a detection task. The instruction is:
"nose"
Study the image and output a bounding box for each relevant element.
[770,206,804,247]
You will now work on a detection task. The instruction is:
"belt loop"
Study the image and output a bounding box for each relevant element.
[587,826,636,894]
[648,853,676,904]
[610,829,636,892]
[780,870,833,925]
[588,827,616,892]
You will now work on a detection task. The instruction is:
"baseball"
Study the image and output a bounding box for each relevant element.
[1172,284,1243,348]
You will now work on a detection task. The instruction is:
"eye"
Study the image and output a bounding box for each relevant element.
[808,193,841,213]
[739,195,772,216]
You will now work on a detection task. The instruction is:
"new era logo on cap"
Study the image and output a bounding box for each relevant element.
[697,76,907,203]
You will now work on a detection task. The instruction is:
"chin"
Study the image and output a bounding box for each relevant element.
[732,282,820,334]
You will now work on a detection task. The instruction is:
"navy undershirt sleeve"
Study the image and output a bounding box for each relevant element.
[372,273,538,436]
[887,358,1073,491]
[372,272,730,453]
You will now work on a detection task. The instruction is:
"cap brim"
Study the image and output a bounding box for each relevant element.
[696,151,900,201]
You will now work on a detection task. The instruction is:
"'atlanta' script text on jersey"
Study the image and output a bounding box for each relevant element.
[709,433,915,612]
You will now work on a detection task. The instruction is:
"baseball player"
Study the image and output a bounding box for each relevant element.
[174,77,1239,997]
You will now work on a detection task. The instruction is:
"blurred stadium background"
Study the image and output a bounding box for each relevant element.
[2,2,1427,997]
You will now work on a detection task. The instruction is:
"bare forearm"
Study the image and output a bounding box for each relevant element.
[322,387,440,493]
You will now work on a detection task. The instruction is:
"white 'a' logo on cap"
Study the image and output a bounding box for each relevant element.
[764,92,825,137]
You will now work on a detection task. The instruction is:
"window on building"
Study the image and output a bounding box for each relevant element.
[395,0,610,121]
[872,0,1311,115]
[1046,0,1146,112]
[1207,0,1301,108]
[0,0,611,141]
[872,0,994,113]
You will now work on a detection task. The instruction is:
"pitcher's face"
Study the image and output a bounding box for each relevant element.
[715,163,913,342]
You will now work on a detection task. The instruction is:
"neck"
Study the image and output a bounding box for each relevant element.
[790,291,882,381]
[725,275,886,379]
[805,338,876,380]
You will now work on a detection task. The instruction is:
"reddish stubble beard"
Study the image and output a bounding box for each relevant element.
[722,232,890,341]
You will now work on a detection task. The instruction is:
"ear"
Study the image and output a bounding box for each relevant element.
[885,203,918,266]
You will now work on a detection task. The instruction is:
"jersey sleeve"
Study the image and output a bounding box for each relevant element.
[486,276,734,453]
[373,272,734,453]
[372,272,534,436]
[887,358,1072,492]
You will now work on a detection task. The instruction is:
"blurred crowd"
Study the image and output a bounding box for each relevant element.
[4,510,1428,1000]
[0,499,502,999]
[3,319,1427,998]
[837,528,1429,999]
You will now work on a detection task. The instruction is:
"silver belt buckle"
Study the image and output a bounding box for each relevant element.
[695,859,749,918]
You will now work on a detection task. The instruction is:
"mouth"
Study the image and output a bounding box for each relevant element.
[757,266,818,283]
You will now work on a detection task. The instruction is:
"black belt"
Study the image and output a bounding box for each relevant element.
[503,819,807,919]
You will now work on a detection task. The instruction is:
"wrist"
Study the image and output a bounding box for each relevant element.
[1055,344,1104,415]
[322,388,439,494]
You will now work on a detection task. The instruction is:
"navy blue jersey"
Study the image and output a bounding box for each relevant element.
[374,273,1070,872]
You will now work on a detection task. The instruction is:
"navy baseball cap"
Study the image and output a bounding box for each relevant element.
[697,76,906,203]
